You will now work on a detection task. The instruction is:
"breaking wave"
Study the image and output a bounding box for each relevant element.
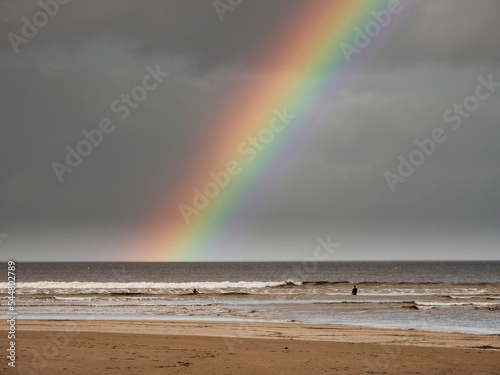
[1,280,498,297]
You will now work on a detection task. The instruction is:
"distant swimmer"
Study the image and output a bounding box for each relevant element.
[352,285,357,295]
[192,288,198,294]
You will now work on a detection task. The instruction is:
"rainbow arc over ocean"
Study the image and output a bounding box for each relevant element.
[129,0,411,261]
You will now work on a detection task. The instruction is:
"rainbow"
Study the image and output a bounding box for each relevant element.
[129,0,411,261]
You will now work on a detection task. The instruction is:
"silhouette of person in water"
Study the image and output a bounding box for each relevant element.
[192,288,198,294]
[352,285,357,295]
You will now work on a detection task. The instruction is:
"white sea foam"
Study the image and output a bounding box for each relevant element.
[415,301,498,308]
[0,280,297,292]
[53,296,96,301]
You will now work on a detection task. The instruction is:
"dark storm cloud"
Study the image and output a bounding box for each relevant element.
[0,0,302,73]
[1,1,499,69]
[0,0,498,260]
[370,0,500,68]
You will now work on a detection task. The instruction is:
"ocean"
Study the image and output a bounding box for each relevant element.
[1,261,499,335]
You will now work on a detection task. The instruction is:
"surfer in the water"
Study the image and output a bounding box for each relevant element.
[352,285,357,295]
[192,288,198,294]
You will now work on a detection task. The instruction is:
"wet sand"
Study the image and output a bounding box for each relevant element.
[1,319,499,374]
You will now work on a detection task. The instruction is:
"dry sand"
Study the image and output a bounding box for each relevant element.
[1,319,499,374]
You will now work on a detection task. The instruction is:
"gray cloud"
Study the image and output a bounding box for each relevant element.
[0,0,499,260]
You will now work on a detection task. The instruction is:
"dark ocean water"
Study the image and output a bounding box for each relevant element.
[1,262,499,334]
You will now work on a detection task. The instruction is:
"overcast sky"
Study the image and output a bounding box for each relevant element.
[0,0,499,261]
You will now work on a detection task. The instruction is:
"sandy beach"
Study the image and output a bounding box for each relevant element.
[1,319,499,374]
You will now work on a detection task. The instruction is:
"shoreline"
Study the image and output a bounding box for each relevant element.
[4,319,500,347]
[2,314,499,335]
[2,319,499,374]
